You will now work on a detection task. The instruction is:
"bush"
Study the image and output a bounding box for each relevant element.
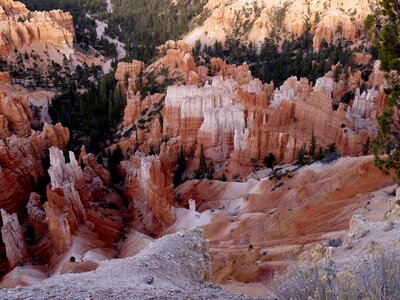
[326,238,342,248]
[271,252,400,300]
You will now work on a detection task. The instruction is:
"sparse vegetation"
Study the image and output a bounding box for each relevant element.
[272,252,400,299]
[201,30,364,86]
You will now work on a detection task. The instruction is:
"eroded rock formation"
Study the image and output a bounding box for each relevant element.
[115,40,386,179]
[0,122,70,215]
[123,154,176,236]
[1,209,28,269]
[159,70,382,177]
[45,147,86,254]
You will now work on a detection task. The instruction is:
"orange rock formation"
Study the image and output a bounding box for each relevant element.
[0,0,74,57]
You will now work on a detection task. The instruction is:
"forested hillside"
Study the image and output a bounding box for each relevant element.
[106,0,207,62]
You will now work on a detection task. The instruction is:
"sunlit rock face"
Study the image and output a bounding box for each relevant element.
[0,0,74,57]
[184,0,378,50]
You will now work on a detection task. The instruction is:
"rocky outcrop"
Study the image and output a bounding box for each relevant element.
[385,187,400,222]
[123,154,175,236]
[184,0,378,50]
[211,58,253,86]
[123,93,163,127]
[1,209,28,269]
[0,0,74,57]
[115,60,144,94]
[114,40,385,180]
[81,153,112,186]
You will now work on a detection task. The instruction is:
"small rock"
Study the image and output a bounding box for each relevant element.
[146,276,154,285]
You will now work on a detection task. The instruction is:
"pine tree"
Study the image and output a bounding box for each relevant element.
[309,131,317,159]
[369,0,400,178]
[173,146,186,186]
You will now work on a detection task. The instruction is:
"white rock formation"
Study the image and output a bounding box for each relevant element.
[314,76,335,97]
[48,146,83,189]
[270,76,301,108]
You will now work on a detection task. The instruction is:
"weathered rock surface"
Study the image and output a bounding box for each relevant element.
[45,147,86,254]
[44,146,126,255]
[0,91,32,138]
[26,193,47,239]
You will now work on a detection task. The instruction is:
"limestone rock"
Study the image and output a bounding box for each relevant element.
[159,65,381,177]
[44,147,86,253]
[385,187,400,222]
[343,214,370,248]
[82,153,112,186]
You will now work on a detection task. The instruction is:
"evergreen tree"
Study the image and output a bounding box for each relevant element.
[263,153,276,170]
[109,144,123,181]
[309,131,317,159]
[327,143,338,154]
[173,146,186,186]
[369,0,400,178]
